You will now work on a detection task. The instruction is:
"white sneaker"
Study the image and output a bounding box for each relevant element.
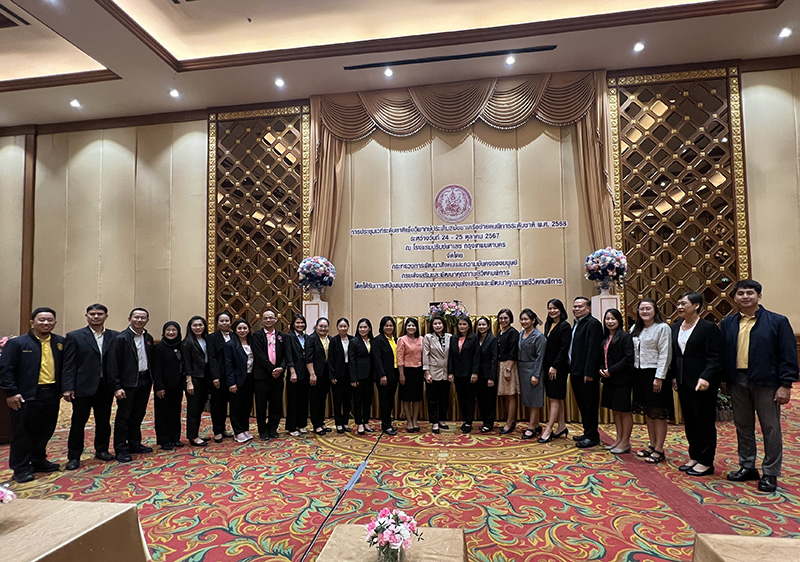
[289,430,300,437]
[234,433,248,443]
[244,431,253,440]
[298,427,308,434]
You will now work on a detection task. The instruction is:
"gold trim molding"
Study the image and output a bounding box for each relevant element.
[610,68,728,87]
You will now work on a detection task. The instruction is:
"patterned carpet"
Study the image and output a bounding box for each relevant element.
[1,400,798,561]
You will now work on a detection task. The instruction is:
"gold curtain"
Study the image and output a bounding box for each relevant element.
[309,71,613,258]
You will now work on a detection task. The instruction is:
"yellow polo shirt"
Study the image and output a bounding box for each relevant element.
[37,334,55,385]
[736,312,756,370]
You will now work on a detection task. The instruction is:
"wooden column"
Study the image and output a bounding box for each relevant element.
[19,131,36,333]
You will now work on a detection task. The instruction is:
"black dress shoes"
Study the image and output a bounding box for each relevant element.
[726,467,760,482]
[384,427,397,435]
[499,422,516,435]
[439,423,450,430]
[460,424,472,434]
[13,471,34,483]
[161,443,174,451]
[572,434,586,442]
[131,445,153,454]
[95,451,114,461]
[679,463,697,472]
[65,459,80,471]
[32,460,60,473]
[268,429,279,439]
[189,439,207,447]
[576,438,599,448]
[758,475,778,492]
[116,453,133,463]
[686,465,714,477]
[172,441,185,448]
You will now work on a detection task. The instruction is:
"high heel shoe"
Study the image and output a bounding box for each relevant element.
[432,425,440,434]
[537,433,553,444]
[553,427,569,439]
[499,422,517,435]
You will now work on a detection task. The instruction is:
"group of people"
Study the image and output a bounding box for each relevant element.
[0,279,796,493]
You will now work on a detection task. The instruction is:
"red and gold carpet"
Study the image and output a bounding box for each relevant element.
[1,401,798,561]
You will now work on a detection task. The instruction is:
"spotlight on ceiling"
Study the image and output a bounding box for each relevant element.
[274,78,285,88]
[633,42,645,52]
[384,68,393,77]
[69,99,81,108]
[505,55,516,66]
[169,89,180,98]
[779,27,792,38]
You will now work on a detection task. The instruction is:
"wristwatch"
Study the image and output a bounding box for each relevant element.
[780,382,793,388]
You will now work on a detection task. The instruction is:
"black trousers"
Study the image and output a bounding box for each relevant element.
[309,376,331,429]
[185,376,210,441]
[154,386,183,446]
[67,383,114,459]
[285,378,309,432]
[9,385,60,475]
[209,382,230,435]
[352,379,374,425]
[426,380,451,425]
[453,377,477,425]
[571,373,600,441]
[113,373,152,455]
[229,374,254,435]
[254,375,285,434]
[331,379,352,427]
[378,379,398,430]
[678,382,718,466]
[476,378,498,428]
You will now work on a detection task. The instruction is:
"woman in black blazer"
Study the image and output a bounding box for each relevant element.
[672,291,723,477]
[373,316,399,435]
[349,318,378,435]
[284,314,310,436]
[540,299,572,442]
[305,317,333,436]
[152,321,184,450]
[598,308,635,454]
[329,317,356,433]
[448,317,480,433]
[182,316,212,447]
[475,317,498,433]
[225,319,256,443]
[206,311,234,442]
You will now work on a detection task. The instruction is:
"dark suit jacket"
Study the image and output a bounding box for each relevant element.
[152,341,183,391]
[602,331,634,385]
[543,321,571,376]
[373,334,399,381]
[182,337,209,382]
[477,333,498,382]
[252,329,287,380]
[62,326,118,397]
[720,305,799,387]
[496,327,519,362]
[284,331,308,381]
[448,334,480,379]
[348,337,379,383]
[570,314,603,380]
[224,337,252,388]
[107,328,154,391]
[207,331,231,383]
[304,332,332,380]
[0,331,65,400]
[329,335,356,383]
[671,318,723,388]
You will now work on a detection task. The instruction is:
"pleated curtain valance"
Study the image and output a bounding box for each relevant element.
[318,72,596,140]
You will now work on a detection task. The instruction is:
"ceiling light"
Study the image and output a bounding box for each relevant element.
[384,68,393,77]
[169,89,180,98]
[633,42,645,52]
[69,99,81,108]
[505,55,516,65]
[779,27,792,38]
[274,78,285,88]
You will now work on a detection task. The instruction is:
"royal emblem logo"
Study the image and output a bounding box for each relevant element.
[434,184,473,223]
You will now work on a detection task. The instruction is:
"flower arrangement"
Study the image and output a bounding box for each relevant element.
[584,247,627,290]
[296,256,336,294]
[0,485,16,504]
[366,508,422,561]
[425,301,469,328]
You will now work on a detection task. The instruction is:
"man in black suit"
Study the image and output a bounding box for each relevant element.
[62,303,119,470]
[0,307,65,483]
[569,297,604,448]
[251,309,286,440]
[206,311,235,442]
[107,307,154,462]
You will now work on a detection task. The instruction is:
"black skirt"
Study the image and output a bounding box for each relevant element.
[544,368,569,400]
[601,380,633,412]
[398,366,424,402]
[632,367,674,419]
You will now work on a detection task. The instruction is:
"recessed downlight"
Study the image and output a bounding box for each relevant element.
[779,27,792,38]
[69,99,81,108]
[384,68,393,77]
[169,89,180,98]
[274,77,285,88]
[505,55,516,65]
[633,42,645,52]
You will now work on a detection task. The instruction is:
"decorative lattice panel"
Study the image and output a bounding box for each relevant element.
[207,107,310,329]
[609,69,749,323]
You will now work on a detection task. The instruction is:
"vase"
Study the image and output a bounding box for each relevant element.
[310,287,323,302]
[376,547,405,562]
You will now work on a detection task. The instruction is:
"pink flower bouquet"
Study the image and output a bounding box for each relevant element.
[366,508,422,561]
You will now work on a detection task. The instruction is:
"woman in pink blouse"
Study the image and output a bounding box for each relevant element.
[397,317,424,432]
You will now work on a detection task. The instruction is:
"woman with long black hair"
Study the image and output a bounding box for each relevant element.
[349,318,378,435]
[398,317,424,432]
[518,308,545,440]
[540,299,571,442]
[225,319,255,443]
[599,308,635,454]
[422,315,452,434]
[448,317,480,433]
[496,308,520,435]
[373,316,400,435]
[306,317,333,436]
[183,315,212,447]
[476,316,498,432]
[285,314,310,436]
[152,321,184,450]
[329,317,355,433]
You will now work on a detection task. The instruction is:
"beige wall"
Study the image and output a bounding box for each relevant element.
[741,69,800,329]
[326,121,596,324]
[0,135,25,337]
[32,121,208,335]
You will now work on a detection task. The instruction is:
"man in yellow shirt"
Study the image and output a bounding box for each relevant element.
[0,307,65,483]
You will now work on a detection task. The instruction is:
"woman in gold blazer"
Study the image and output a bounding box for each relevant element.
[422,314,452,434]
